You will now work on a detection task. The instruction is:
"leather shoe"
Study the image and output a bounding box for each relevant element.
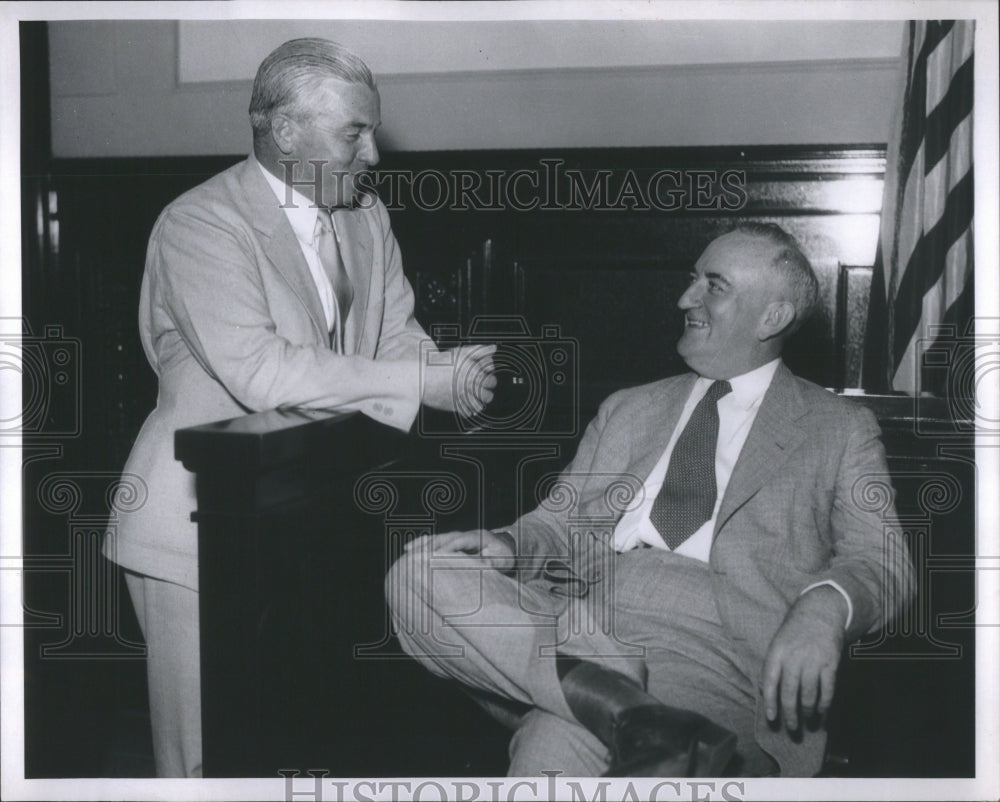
[557,656,738,777]
[605,703,738,777]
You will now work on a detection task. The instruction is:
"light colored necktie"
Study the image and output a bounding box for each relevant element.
[314,209,354,343]
[649,379,732,549]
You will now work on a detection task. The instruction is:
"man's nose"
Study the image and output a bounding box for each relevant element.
[360,133,380,168]
[678,282,702,309]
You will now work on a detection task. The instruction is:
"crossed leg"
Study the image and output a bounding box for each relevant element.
[386,542,773,776]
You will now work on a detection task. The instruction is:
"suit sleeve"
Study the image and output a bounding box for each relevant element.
[149,205,423,431]
[812,406,915,641]
[504,395,619,563]
[366,199,429,362]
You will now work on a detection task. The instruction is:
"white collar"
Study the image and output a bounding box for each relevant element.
[695,358,780,411]
[254,156,324,245]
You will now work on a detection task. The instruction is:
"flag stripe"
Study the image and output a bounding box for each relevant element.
[893,232,974,394]
[893,49,972,286]
[923,113,972,233]
[863,20,974,396]
[924,54,973,168]
[898,21,954,176]
[925,20,972,114]
[936,262,975,342]
[893,226,973,386]
[926,277,976,399]
[942,226,974,312]
[892,168,973,365]
[895,164,973,318]
[893,140,924,285]
[897,23,927,193]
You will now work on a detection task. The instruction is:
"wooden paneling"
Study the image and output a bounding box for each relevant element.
[381,146,885,427]
[824,395,975,777]
[838,265,875,388]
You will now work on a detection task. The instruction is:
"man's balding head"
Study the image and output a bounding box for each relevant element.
[727,222,819,333]
[676,225,819,379]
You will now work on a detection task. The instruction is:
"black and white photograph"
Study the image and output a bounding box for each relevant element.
[1,2,998,800]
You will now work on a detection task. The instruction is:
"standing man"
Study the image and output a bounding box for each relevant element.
[387,224,913,777]
[107,38,495,777]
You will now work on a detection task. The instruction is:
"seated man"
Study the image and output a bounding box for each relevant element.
[386,223,914,777]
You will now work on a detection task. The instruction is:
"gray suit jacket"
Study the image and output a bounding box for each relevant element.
[513,363,914,775]
[109,156,429,590]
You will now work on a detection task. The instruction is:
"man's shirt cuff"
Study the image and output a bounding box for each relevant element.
[800,579,854,631]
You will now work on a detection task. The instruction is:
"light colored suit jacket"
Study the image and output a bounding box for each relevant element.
[109,156,429,591]
[513,363,914,775]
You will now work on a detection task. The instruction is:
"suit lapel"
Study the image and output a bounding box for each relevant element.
[330,207,372,354]
[629,374,699,484]
[715,363,808,535]
[238,158,329,341]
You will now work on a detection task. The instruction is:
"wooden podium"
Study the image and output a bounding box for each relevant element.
[175,408,508,777]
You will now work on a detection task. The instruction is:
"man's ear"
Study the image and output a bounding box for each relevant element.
[757,300,796,341]
[270,115,296,155]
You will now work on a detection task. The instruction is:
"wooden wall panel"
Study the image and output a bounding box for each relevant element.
[381,146,886,428]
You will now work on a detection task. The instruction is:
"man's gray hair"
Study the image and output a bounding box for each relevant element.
[730,222,820,333]
[249,38,375,139]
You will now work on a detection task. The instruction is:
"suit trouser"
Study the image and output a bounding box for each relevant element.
[124,570,203,778]
[386,543,777,776]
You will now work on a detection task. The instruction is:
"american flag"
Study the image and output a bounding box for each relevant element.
[862,20,975,396]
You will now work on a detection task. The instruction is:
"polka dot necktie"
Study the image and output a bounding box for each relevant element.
[649,379,732,549]
[314,208,354,344]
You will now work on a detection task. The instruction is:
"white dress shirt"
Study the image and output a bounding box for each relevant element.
[612,359,853,627]
[614,359,780,558]
[256,158,339,335]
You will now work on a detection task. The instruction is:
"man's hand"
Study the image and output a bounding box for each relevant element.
[405,529,516,572]
[762,585,847,732]
[421,344,497,416]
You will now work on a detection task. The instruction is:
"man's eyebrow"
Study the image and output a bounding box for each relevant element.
[704,271,732,286]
